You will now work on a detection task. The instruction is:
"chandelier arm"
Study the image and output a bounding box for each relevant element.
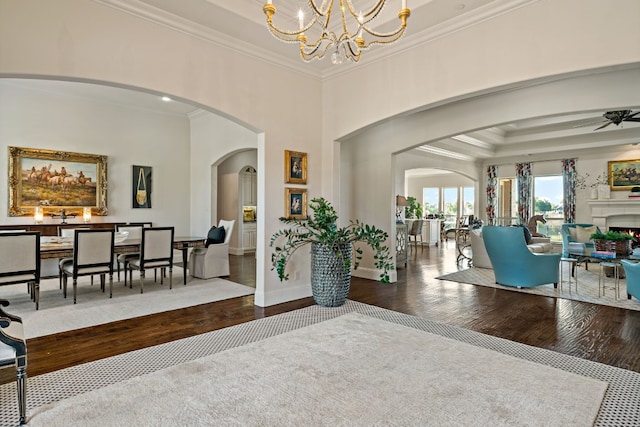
[361,24,406,40]
[307,0,332,18]
[300,41,332,62]
[360,28,407,49]
[344,0,386,21]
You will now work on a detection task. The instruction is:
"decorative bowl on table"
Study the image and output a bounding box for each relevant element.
[115,231,129,243]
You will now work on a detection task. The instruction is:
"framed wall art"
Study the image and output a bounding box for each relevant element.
[132,165,152,208]
[285,187,307,220]
[608,159,640,190]
[284,150,307,184]
[8,146,108,217]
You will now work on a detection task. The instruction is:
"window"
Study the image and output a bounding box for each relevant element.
[423,187,439,215]
[533,175,563,241]
[497,178,517,226]
[462,187,474,216]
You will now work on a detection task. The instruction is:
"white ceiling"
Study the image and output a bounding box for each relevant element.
[10,0,640,164]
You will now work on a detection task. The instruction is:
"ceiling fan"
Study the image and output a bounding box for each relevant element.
[593,110,640,130]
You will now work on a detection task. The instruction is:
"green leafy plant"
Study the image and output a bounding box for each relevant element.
[270,197,394,283]
[404,196,423,219]
[591,230,635,241]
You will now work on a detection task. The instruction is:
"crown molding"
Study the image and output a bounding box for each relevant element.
[321,0,537,80]
[91,0,323,80]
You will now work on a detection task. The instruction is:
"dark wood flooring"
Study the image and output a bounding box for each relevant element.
[14,241,640,383]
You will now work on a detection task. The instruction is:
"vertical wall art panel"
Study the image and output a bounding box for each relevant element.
[132,165,152,209]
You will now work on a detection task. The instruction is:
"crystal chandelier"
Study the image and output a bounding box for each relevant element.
[263,1,410,64]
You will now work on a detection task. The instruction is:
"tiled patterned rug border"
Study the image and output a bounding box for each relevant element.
[1,301,638,426]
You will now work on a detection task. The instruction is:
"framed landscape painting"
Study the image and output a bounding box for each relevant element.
[8,146,108,217]
[608,159,640,190]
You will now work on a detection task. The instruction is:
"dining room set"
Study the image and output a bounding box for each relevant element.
[0,220,235,311]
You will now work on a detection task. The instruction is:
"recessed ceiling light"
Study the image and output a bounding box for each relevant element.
[161,96,171,102]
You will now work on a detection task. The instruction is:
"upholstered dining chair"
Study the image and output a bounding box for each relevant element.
[482,226,560,288]
[0,232,40,309]
[407,219,424,252]
[61,229,115,304]
[127,227,174,293]
[58,226,92,289]
[620,260,640,301]
[0,299,28,425]
[188,220,235,279]
[115,224,144,286]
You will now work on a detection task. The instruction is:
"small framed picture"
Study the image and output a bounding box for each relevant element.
[285,187,307,219]
[285,150,307,184]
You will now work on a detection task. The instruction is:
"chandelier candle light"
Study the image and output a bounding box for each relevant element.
[263,0,410,64]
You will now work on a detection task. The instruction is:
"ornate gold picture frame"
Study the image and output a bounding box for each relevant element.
[285,187,307,220]
[608,159,640,191]
[284,150,307,184]
[8,146,108,217]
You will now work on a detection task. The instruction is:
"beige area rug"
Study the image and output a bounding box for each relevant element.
[3,267,255,338]
[26,312,607,426]
[437,264,640,311]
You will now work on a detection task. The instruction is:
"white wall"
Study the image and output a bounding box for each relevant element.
[0,0,323,307]
[0,80,191,232]
[323,0,640,280]
[2,0,640,305]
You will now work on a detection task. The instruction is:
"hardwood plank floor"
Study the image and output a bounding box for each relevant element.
[19,241,640,382]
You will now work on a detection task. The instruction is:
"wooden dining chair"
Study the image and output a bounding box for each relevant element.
[0,232,40,309]
[127,227,174,293]
[58,226,92,290]
[60,229,115,304]
[115,224,144,286]
[0,299,28,425]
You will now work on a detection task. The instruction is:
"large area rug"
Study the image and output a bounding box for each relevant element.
[4,267,255,338]
[1,301,638,426]
[437,264,640,311]
[26,312,606,426]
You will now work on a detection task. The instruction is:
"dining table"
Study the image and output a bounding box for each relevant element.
[40,235,206,285]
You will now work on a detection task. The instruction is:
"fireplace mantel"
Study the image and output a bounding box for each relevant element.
[588,198,640,230]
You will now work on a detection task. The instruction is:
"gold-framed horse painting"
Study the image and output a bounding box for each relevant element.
[8,146,108,217]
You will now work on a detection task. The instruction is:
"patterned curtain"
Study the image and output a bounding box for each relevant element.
[562,158,577,223]
[516,162,532,225]
[485,165,498,225]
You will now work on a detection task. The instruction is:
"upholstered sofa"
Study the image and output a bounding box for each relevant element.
[469,227,552,269]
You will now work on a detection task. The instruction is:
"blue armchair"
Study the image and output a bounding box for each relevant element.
[561,223,601,257]
[620,260,640,301]
[483,226,560,288]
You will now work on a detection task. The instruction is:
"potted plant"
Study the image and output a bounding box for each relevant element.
[590,230,635,254]
[270,197,394,307]
[404,196,423,219]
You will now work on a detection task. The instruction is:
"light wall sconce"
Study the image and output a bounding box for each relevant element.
[83,207,92,223]
[34,206,44,224]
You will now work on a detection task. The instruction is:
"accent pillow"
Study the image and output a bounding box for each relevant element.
[512,224,532,244]
[575,225,597,243]
[206,225,226,246]
[568,227,578,241]
[519,224,533,245]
